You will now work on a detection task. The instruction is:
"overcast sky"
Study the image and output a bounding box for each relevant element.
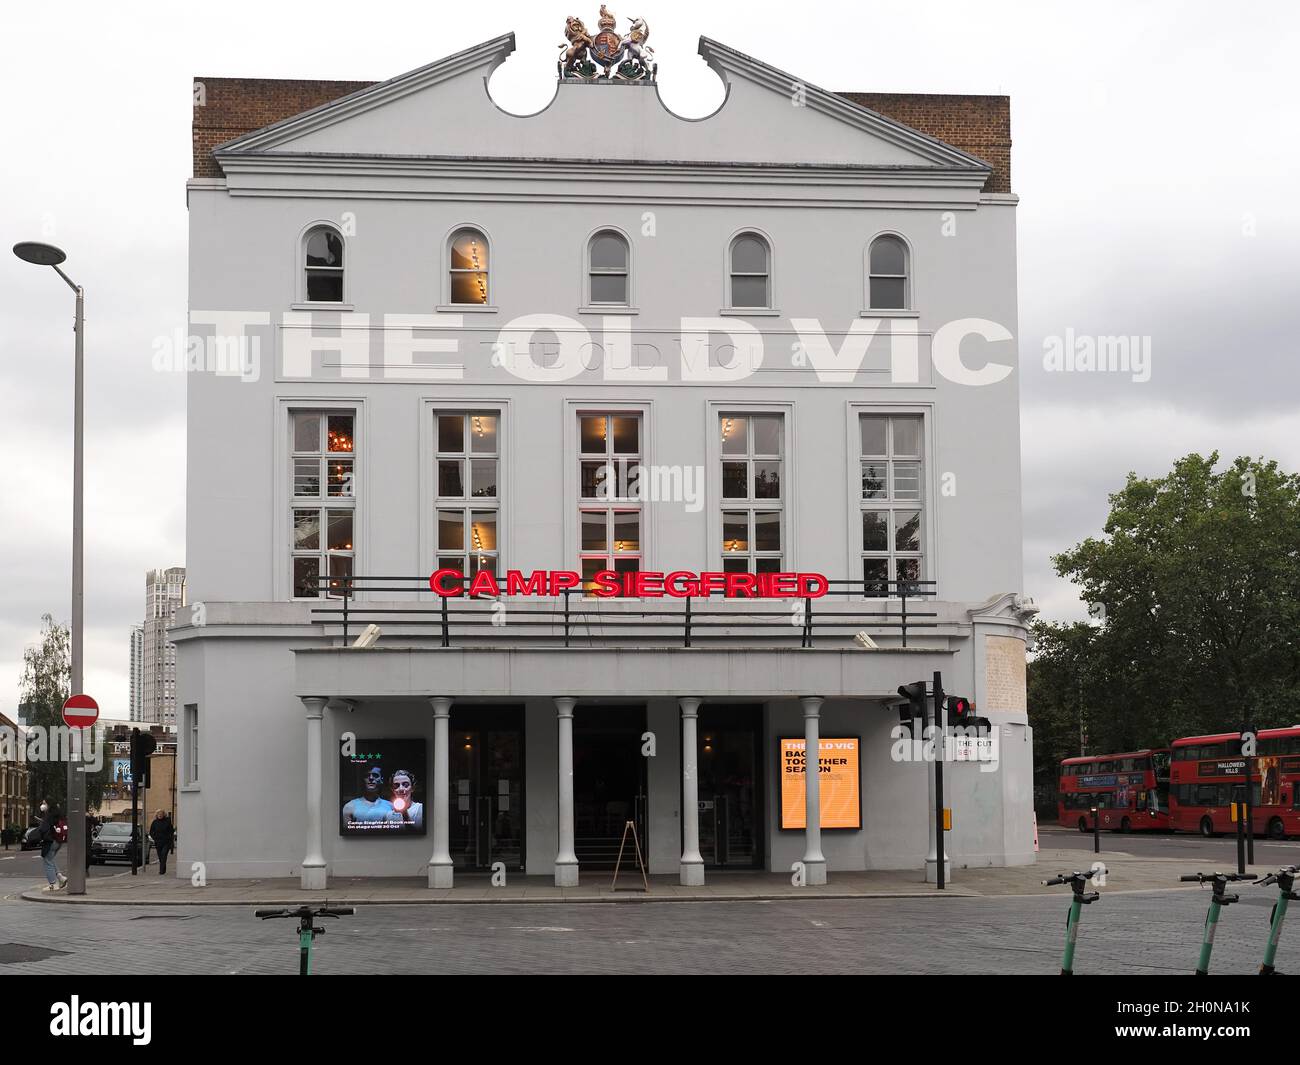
[2,0,1296,722]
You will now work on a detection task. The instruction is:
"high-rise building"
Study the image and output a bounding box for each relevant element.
[129,624,144,722]
[140,568,185,727]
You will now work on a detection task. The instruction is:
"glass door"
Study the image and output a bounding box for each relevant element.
[574,706,647,868]
[696,706,763,868]
[449,707,524,870]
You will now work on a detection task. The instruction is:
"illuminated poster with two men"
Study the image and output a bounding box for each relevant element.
[339,739,427,836]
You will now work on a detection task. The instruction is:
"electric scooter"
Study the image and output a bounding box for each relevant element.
[1179,872,1253,975]
[1254,864,1300,976]
[1042,867,1106,975]
[255,904,355,975]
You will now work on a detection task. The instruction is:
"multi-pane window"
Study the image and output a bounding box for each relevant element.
[720,414,783,572]
[435,412,500,582]
[588,231,629,305]
[579,413,641,592]
[291,411,356,598]
[868,235,909,310]
[449,228,489,305]
[729,233,771,309]
[304,226,344,302]
[860,413,924,594]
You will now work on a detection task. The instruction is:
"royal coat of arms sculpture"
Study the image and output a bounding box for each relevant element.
[558,5,656,81]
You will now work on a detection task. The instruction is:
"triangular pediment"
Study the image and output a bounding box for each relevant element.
[215,32,991,180]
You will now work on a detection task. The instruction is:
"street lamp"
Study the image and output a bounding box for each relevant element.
[13,241,87,896]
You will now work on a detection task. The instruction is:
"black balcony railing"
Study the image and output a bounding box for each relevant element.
[311,575,938,649]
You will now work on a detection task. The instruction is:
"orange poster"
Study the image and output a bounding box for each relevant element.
[780,738,861,830]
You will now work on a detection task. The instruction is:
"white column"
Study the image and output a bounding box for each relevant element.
[800,695,827,885]
[554,697,579,886]
[428,697,454,888]
[679,697,705,886]
[301,697,328,890]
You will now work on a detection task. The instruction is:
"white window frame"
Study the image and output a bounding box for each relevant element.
[718,412,785,573]
[294,221,350,309]
[433,410,502,583]
[577,411,644,593]
[441,224,496,312]
[275,398,366,602]
[290,409,357,600]
[866,232,912,312]
[584,228,632,310]
[846,404,935,598]
[183,703,199,787]
[721,229,778,315]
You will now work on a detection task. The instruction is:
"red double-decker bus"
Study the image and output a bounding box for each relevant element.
[1170,727,1300,840]
[1057,749,1171,832]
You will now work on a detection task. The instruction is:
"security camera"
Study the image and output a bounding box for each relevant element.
[351,624,381,649]
[853,631,878,650]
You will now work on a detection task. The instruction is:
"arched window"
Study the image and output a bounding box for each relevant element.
[303,225,344,303]
[449,228,489,305]
[588,231,629,305]
[729,233,770,309]
[868,235,909,310]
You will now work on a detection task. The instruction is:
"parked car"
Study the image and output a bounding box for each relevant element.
[89,822,151,866]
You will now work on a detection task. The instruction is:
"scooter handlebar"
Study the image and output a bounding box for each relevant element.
[1042,872,1089,886]
[1181,872,1255,882]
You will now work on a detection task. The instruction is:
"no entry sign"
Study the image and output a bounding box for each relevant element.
[62,694,99,729]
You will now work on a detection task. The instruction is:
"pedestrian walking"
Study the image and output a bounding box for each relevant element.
[149,809,175,876]
[36,800,67,892]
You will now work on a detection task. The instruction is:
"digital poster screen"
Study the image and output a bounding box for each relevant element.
[779,737,861,830]
[339,738,428,837]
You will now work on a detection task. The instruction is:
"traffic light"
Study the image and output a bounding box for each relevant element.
[897,681,927,734]
[946,695,973,725]
[130,728,157,789]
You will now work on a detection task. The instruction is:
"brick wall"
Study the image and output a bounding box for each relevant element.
[192,77,376,178]
[838,92,1011,193]
[192,78,1010,192]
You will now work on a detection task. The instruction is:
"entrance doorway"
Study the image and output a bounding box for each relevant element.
[574,706,647,868]
[696,705,763,868]
[449,706,524,871]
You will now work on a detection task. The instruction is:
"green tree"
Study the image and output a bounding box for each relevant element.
[1030,453,1300,779]
[18,614,111,812]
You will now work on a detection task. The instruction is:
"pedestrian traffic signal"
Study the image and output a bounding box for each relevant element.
[130,729,157,789]
[946,695,973,725]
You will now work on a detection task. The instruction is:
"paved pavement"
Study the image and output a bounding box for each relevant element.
[0,848,132,885]
[1042,822,1300,861]
[16,841,1285,906]
[0,877,1292,975]
[4,834,1295,974]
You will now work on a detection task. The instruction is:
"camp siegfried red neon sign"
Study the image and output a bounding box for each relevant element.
[429,568,829,599]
